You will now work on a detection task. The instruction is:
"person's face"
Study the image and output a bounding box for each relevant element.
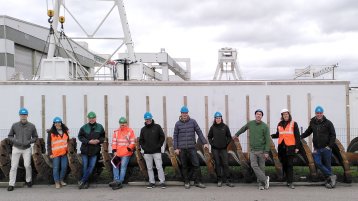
[20,114,28,122]
[315,112,323,120]
[255,112,263,122]
[215,117,222,124]
[145,118,152,124]
[282,112,289,121]
[88,117,96,124]
[120,123,127,128]
[54,122,62,129]
[181,112,188,120]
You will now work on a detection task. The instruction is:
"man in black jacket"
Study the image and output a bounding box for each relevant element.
[301,106,336,188]
[139,112,166,189]
[208,112,234,187]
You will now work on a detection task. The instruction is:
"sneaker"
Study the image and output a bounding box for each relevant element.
[217,181,223,187]
[195,182,206,188]
[330,175,337,188]
[264,176,270,190]
[7,186,14,191]
[60,180,67,186]
[109,181,117,187]
[84,182,90,189]
[288,183,295,189]
[184,182,190,189]
[112,182,123,190]
[147,183,155,189]
[78,181,85,189]
[25,181,33,188]
[55,182,61,189]
[160,183,166,189]
[258,184,265,190]
[325,182,333,189]
[226,182,235,187]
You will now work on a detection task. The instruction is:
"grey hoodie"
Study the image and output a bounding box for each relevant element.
[8,121,38,149]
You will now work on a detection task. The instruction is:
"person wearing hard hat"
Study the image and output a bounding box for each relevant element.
[139,112,166,189]
[47,117,70,189]
[235,109,270,190]
[207,112,234,187]
[109,116,136,190]
[7,108,38,191]
[301,106,337,189]
[271,109,300,189]
[174,106,209,189]
[78,111,105,189]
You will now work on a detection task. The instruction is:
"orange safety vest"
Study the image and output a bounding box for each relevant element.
[51,133,69,157]
[278,121,296,146]
[112,126,136,157]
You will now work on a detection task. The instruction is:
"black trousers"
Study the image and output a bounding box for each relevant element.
[278,144,294,183]
[179,148,202,183]
[212,148,231,182]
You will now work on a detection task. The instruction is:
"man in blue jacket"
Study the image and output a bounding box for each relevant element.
[174,106,209,189]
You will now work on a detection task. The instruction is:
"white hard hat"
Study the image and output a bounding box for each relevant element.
[281,108,289,114]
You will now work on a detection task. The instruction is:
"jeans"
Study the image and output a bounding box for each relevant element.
[249,151,267,184]
[144,153,165,184]
[52,155,68,182]
[179,148,202,183]
[212,148,231,182]
[313,147,332,177]
[81,154,97,183]
[9,146,32,186]
[112,156,131,183]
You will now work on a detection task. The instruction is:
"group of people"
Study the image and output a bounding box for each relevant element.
[6,105,337,191]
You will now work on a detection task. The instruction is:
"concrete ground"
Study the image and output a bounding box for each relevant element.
[1,182,357,201]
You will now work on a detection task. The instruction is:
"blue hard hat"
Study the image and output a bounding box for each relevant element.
[53,117,62,123]
[255,109,264,116]
[315,106,324,113]
[214,112,222,118]
[144,112,153,119]
[19,108,28,115]
[180,106,189,113]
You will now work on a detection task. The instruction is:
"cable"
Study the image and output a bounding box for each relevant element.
[33,32,51,80]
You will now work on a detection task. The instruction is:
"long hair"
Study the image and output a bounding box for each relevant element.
[50,123,69,135]
[281,113,292,122]
[212,117,224,125]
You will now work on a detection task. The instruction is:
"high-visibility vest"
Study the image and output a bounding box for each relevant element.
[112,126,136,157]
[278,121,296,146]
[51,133,69,157]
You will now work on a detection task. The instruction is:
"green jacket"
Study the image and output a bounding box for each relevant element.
[235,120,270,152]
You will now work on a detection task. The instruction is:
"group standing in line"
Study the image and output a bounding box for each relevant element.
[6,105,337,191]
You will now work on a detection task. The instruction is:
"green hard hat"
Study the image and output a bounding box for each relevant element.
[87,111,96,118]
[119,117,127,124]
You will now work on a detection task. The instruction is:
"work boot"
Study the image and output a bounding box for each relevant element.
[7,186,14,191]
[55,182,61,189]
[184,182,190,189]
[78,181,85,189]
[84,182,90,189]
[160,183,166,189]
[325,182,333,189]
[226,182,235,187]
[195,182,206,188]
[112,182,123,190]
[109,181,117,187]
[25,181,33,188]
[147,183,155,189]
[60,180,67,186]
[330,175,337,188]
[217,180,223,187]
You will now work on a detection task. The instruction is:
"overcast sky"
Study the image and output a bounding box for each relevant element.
[1,0,358,84]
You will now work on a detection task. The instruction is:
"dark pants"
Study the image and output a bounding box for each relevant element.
[179,148,202,183]
[212,148,231,182]
[81,154,97,183]
[278,144,294,183]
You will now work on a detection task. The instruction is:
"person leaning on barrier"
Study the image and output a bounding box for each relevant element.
[301,106,337,189]
[78,111,105,189]
[271,109,300,189]
[174,106,209,189]
[207,112,234,187]
[7,108,38,191]
[109,117,136,190]
[235,109,270,190]
[47,117,70,189]
[139,112,166,189]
